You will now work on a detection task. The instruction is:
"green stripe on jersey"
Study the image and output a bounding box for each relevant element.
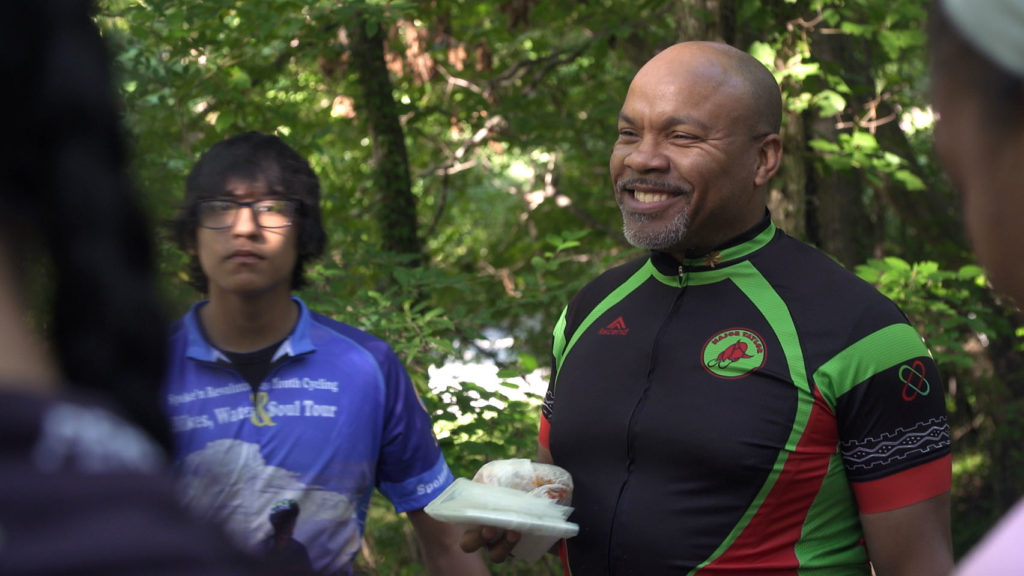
[689,392,818,575]
[682,220,777,268]
[552,261,655,381]
[551,306,569,372]
[689,261,810,396]
[689,262,816,572]
[794,452,871,573]
[813,323,930,410]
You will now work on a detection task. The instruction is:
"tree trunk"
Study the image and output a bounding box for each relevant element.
[349,8,424,264]
[803,31,874,267]
[872,101,970,264]
[805,112,873,267]
[770,109,808,240]
[674,0,731,43]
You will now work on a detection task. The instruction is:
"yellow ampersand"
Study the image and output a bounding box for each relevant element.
[250,392,275,426]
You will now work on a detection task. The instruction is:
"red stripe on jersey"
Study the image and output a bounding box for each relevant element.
[539,413,551,450]
[851,454,952,514]
[558,539,570,576]
[541,414,572,575]
[699,389,838,574]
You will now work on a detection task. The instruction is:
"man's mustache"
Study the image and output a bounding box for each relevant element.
[616,178,689,196]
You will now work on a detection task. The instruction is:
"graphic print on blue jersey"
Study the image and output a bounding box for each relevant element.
[701,327,766,378]
[176,438,361,572]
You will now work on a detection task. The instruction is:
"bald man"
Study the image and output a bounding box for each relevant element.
[463,41,953,575]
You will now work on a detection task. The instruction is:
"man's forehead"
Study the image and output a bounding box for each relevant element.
[626,64,754,122]
[621,73,740,122]
[634,56,735,93]
[221,176,275,197]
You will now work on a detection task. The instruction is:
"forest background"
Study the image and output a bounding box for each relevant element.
[94,0,1023,573]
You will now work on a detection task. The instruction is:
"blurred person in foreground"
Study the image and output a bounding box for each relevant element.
[930,0,1024,573]
[162,131,490,575]
[0,1,268,574]
[261,499,313,575]
[462,40,954,575]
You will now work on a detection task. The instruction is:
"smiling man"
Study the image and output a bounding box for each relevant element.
[162,132,489,576]
[463,42,953,576]
[611,43,779,260]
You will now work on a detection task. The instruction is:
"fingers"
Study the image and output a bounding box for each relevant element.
[459,526,521,563]
[482,526,520,563]
[459,527,489,553]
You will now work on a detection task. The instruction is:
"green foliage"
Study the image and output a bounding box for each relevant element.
[299,227,599,484]
[855,258,1008,373]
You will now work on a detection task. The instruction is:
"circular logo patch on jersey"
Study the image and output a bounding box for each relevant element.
[701,328,766,379]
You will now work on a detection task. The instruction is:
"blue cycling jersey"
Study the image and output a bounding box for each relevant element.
[163,297,451,574]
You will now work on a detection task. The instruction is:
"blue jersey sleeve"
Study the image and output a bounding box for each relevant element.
[372,342,453,513]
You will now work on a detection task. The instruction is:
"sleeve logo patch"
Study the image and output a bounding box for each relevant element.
[899,359,931,401]
[701,328,766,379]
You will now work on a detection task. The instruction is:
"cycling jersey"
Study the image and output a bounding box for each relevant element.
[540,215,951,575]
[164,297,451,574]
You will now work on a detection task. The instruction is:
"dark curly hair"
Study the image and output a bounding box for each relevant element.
[0,0,171,450]
[173,132,327,293]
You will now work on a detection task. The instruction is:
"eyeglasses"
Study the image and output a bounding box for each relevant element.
[196,199,297,230]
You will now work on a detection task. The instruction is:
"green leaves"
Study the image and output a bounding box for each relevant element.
[855,257,1011,375]
[810,129,926,191]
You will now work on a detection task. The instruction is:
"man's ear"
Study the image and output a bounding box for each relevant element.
[754,133,783,187]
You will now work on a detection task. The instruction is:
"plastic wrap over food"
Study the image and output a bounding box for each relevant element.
[472,458,574,506]
[424,459,578,562]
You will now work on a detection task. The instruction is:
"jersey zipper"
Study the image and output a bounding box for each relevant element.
[607,270,688,573]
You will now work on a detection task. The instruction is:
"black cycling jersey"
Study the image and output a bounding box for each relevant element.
[540,215,951,575]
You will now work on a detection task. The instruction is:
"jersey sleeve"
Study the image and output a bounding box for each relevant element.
[813,305,952,514]
[373,343,453,513]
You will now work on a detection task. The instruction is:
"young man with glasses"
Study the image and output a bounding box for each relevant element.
[162,131,490,576]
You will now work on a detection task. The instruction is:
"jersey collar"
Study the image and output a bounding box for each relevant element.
[183,296,317,363]
[649,212,776,279]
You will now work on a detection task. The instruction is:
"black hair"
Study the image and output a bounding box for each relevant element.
[928,2,1024,132]
[173,131,328,292]
[268,499,300,530]
[0,0,172,449]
